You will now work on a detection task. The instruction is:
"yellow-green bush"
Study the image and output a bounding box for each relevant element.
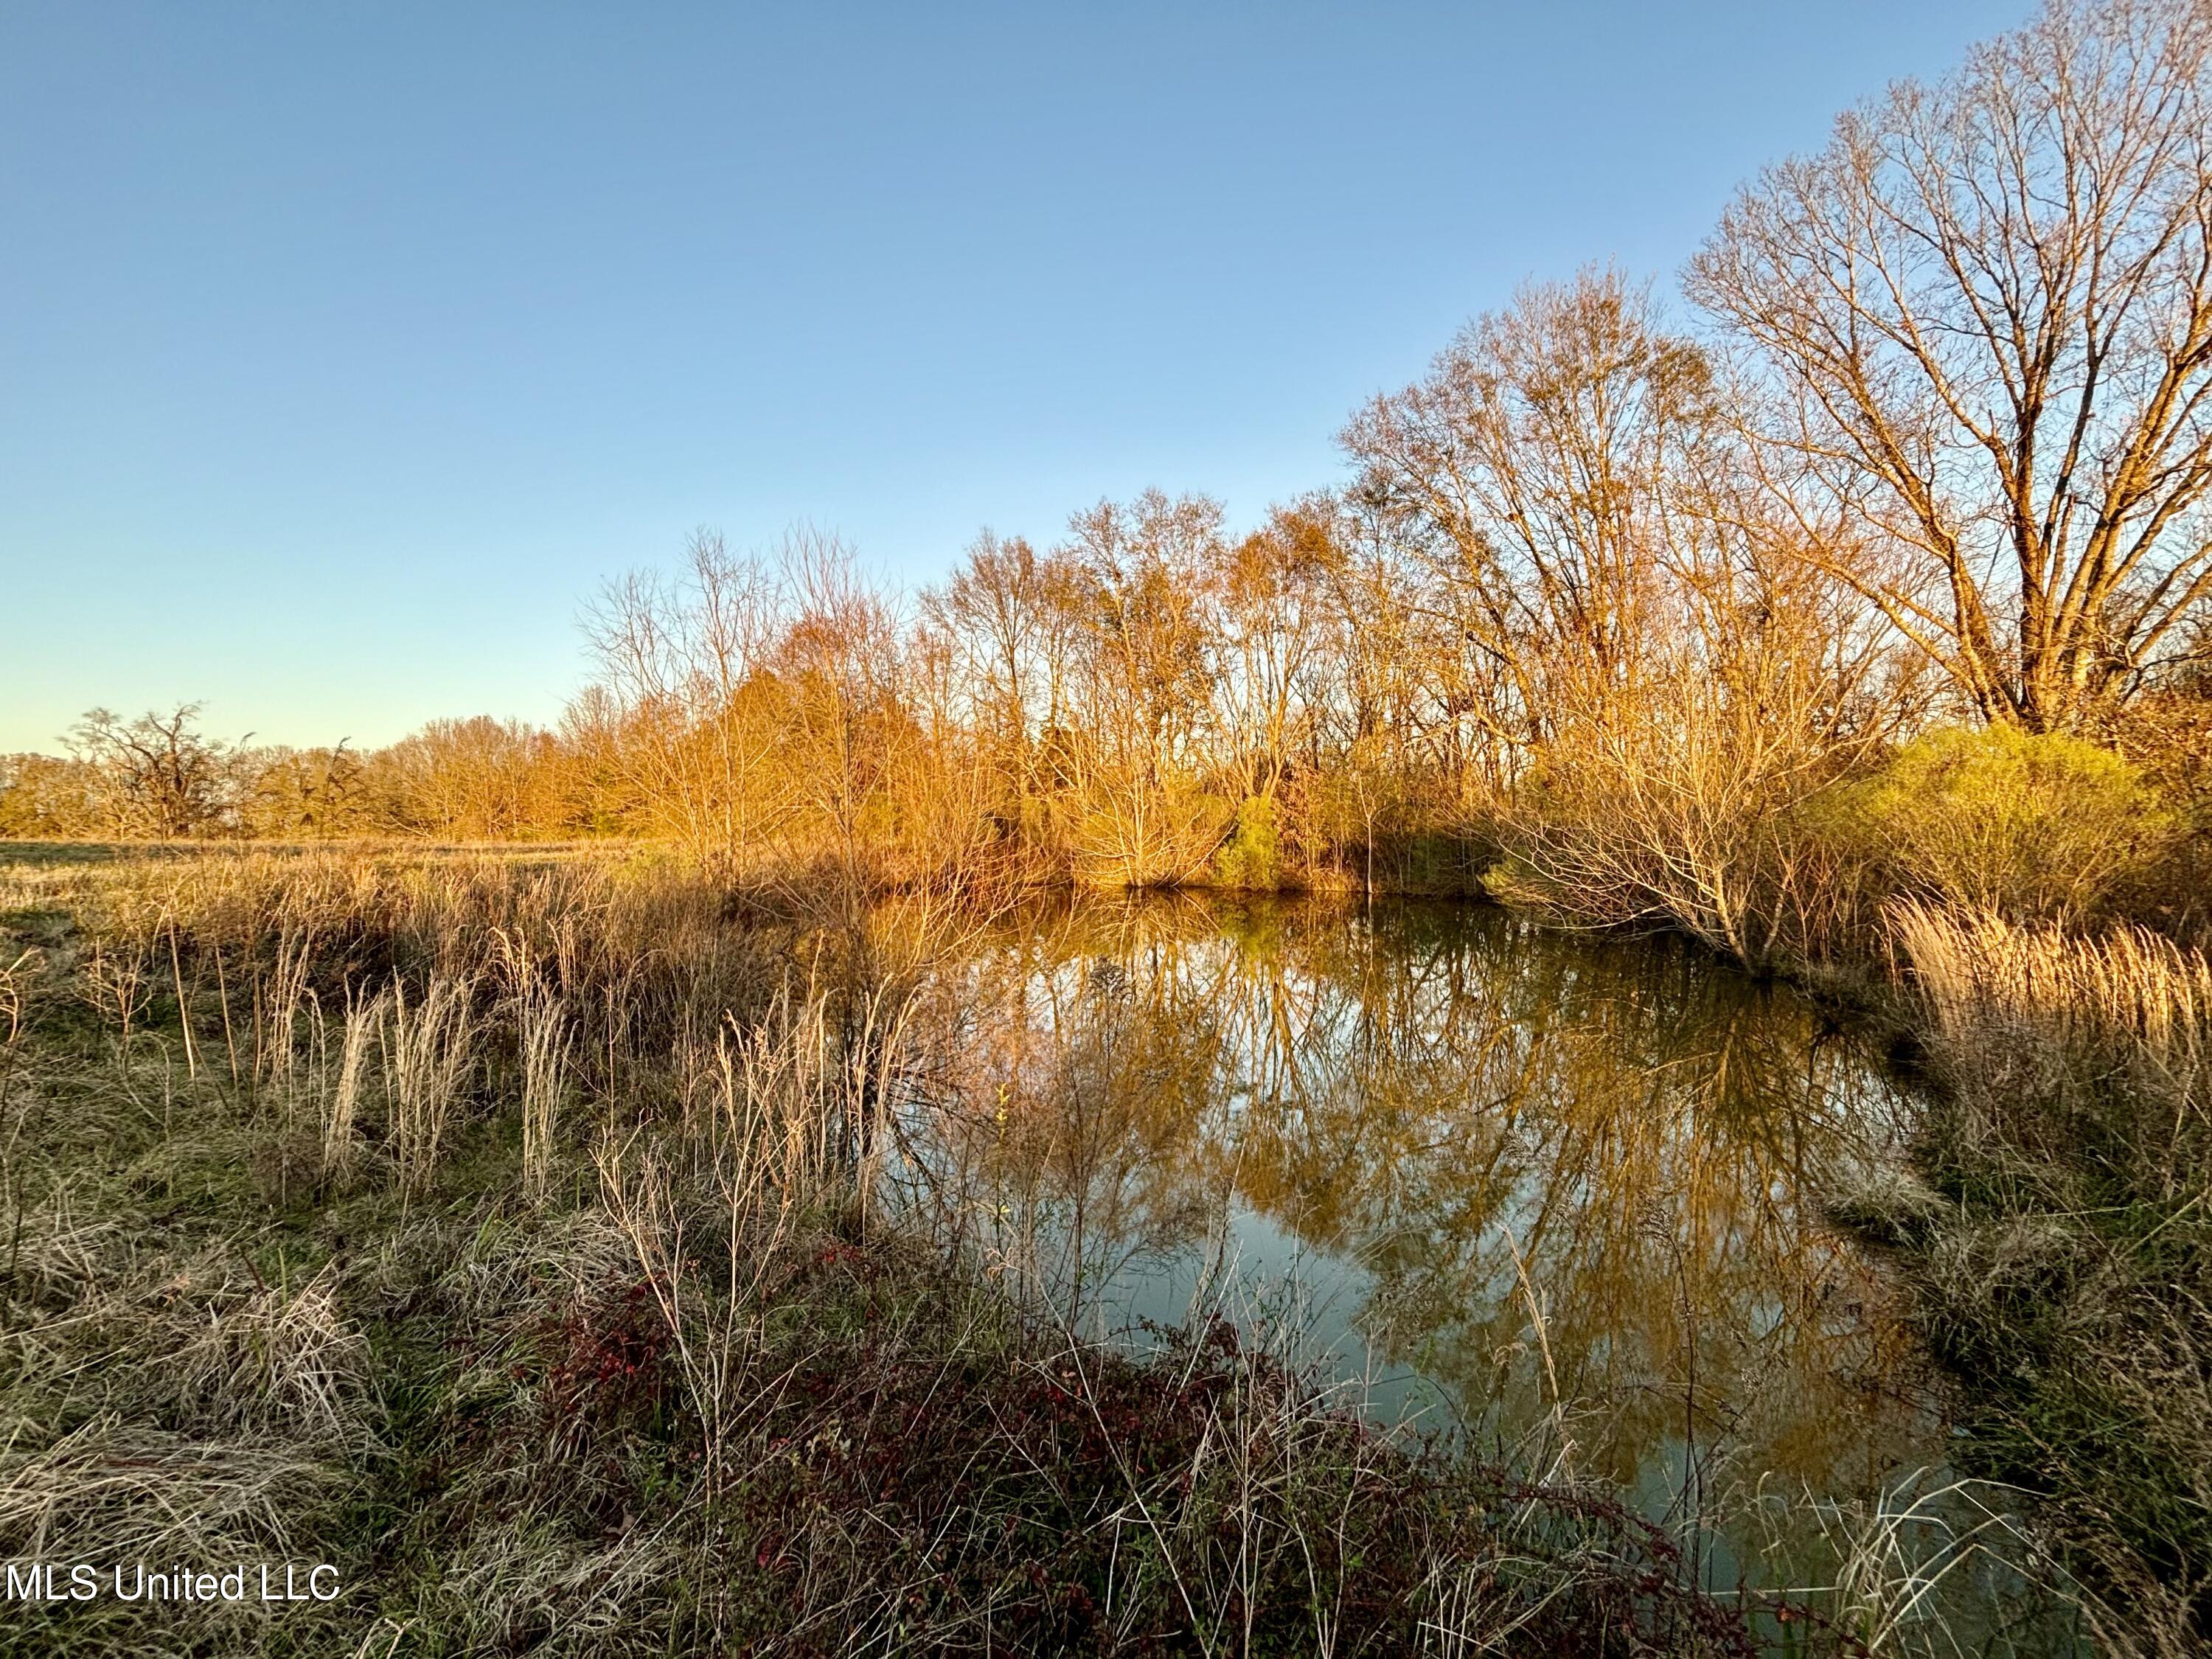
[1833,724,2177,925]
[1210,794,1283,891]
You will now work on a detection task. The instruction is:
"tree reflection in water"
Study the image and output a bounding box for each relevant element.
[886,892,1935,1554]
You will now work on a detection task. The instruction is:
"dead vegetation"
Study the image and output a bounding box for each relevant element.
[0,846,1852,1657]
[1835,905,2212,1656]
[0,5,2205,1650]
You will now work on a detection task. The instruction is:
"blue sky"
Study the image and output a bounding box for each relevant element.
[1,1,2029,752]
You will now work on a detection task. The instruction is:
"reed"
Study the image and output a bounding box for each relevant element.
[1892,900,2212,1075]
[518,985,570,1206]
[323,983,383,1186]
[384,973,476,1194]
[1870,899,2212,1652]
[254,920,316,1091]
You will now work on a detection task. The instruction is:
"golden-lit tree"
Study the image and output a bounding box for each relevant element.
[1690,0,2212,731]
[374,717,572,840]
[1057,492,1233,885]
[1343,269,1708,757]
[0,752,101,839]
[583,529,803,878]
[68,704,237,840]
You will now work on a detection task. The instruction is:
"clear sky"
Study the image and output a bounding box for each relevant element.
[2,1,2031,753]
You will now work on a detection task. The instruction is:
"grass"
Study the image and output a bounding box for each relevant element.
[1833,903,2212,1658]
[0,846,1837,1657]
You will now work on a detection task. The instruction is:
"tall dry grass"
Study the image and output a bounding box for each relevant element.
[1874,900,2212,1655]
[321,983,383,1185]
[0,844,1826,1656]
[517,988,571,1205]
[385,973,477,1194]
[1893,900,2212,1075]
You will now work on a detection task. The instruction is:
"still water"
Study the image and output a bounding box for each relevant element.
[883,894,2061,1629]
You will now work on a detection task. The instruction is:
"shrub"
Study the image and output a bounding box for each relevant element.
[1071,776,1233,888]
[1208,793,1281,890]
[1834,724,2177,926]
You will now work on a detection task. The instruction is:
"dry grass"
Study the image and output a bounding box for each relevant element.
[0,844,1815,1657]
[1893,900,2212,1076]
[1860,900,2212,1655]
[321,983,383,1186]
[384,973,477,1194]
[1731,1467,2078,1658]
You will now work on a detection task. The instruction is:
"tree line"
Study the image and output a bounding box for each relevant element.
[9,0,2211,936]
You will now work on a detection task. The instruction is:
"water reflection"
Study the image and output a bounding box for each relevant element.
[889,894,1935,1546]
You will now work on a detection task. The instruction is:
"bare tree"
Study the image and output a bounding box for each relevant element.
[376,718,563,840]
[68,703,235,839]
[1214,500,1333,806]
[773,525,907,911]
[1343,268,1714,757]
[583,529,797,878]
[924,531,1070,761]
[1689,0,2212,731]
[1058,492,1229,885]
[0,753,101,838]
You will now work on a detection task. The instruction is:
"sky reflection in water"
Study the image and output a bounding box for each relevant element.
[886,894,1938,1566]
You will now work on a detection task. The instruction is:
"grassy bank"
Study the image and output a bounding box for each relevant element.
[0,846,1812,1658]
[1461,715,2210,1656]
[1829,909,2212,1658]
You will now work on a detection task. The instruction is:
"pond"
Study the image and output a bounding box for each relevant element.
[883,893,2066,1634]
